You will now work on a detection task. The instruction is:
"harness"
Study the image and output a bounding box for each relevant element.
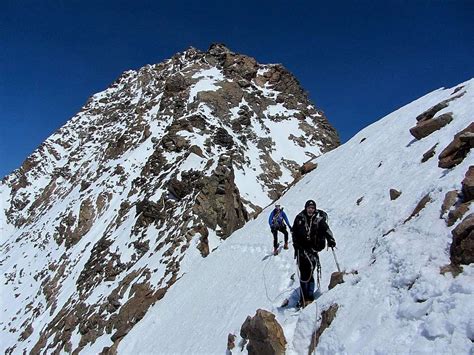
[297,249,322,289]
[272,210,282,227]
[300,213,322,286]
[304,214,314,241]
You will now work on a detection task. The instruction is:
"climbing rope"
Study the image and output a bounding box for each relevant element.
[262,252,293,303]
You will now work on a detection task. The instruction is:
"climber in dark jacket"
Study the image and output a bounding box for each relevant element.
[268,204,292,255]
[292,199,336,307]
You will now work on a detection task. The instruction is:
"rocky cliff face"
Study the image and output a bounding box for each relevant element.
[0,44,339,354]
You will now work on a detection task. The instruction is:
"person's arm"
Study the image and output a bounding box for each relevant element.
[292,216,300,246]
[282,211,291,229]
[320,219,336,247]
[268,211,274,227]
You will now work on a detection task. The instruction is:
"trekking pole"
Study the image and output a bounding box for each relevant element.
[331,247,341,272]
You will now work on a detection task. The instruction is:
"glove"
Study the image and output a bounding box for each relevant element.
[328,238,336,248]
[293,244,299,259]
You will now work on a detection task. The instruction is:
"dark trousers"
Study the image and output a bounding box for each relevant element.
[271,225,288,249]
[297,250,318,301]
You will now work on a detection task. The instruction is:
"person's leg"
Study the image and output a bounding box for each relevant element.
[272,228,278,249]
[298,251,313,301]
[307,276,315,301]
[281,226,289,248]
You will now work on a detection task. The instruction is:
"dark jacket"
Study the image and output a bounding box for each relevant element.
[292,209,335,252]
[268,209,291,228]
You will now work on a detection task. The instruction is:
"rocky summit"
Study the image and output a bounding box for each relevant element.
[0,44,339,354]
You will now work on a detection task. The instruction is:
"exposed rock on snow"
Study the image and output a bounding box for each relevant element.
[308,304,339,354]
[328,271,344,290]
[421,143,438,162]
[450,213,474,265]
[461,166,474,202]
[438,122,474,168]
[441,190,459,218]
[404,193,432,223]
[240,309,286,355]
[410,112,453,140]
[300,161,317,175]
[389,188,402,200]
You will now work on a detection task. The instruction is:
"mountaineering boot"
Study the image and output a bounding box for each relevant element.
[283,242,288,249]
[273,248,278,256]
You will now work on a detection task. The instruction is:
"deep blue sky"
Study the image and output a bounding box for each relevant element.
[1,1,473,178]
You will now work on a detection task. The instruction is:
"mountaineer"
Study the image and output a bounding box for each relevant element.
[268,204,292,255]
[292,199,336,307]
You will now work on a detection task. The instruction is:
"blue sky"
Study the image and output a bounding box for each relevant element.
[1,0,473,178]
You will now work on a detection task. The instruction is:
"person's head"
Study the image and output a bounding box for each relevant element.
[275,204,281,211]
[304,200,316,216]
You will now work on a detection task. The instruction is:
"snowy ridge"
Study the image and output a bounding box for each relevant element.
[119,79,474,354]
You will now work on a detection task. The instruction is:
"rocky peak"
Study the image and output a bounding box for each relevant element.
[208,42,231,56]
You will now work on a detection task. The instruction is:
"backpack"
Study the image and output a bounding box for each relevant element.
[272,209,282,227]
[313,210,329,251]
[296,210,327,252]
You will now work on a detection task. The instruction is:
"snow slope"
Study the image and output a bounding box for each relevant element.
[119,79,474,354]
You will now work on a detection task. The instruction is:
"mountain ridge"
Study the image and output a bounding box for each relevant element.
[118,77,474,354]
[0,44,340,354]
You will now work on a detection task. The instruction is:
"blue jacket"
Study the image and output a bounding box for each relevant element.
[268,209,291,228]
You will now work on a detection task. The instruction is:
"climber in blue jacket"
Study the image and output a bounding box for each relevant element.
[268,204,292,255]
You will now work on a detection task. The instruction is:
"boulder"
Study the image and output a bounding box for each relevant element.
[328,272,344,290]
[404,193,431,223]
[447,203,470,227]
[227,333,236,351]
[421,144,438,163]
[240,309,286,355]
[189,145,205,158]
[415,101,449,122]
[215,127,234,148]
[300,161,317,175]
[389,189,402,200]
[164,74,187,93]
[308,304,339,353]
[168,177,192,200]
[409,113,453,140]
[438,123,474,169]
[461,166,474,202]
[440,190,458,218]
[450,213,474,265]
[135,200,163,228]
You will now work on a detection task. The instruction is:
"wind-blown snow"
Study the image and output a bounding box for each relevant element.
[120,79,474,354]
[188,67,225,104]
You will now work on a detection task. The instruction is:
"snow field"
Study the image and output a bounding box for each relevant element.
[120,79,474,354]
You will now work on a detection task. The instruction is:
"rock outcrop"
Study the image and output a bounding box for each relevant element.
[410,112,453,140]
[240,309,286,355]
[461,166,474,202]
[438,123,474,169]
[308,304,339,354]
[389,189,402,200]
[404,193,431,223]
[410,90,466,141]
[450,213,474,265]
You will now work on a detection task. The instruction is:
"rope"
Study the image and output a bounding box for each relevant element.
[296,249,322,307]
[262,252,293,303]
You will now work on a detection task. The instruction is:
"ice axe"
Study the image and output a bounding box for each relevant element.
[331,247,341,273]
